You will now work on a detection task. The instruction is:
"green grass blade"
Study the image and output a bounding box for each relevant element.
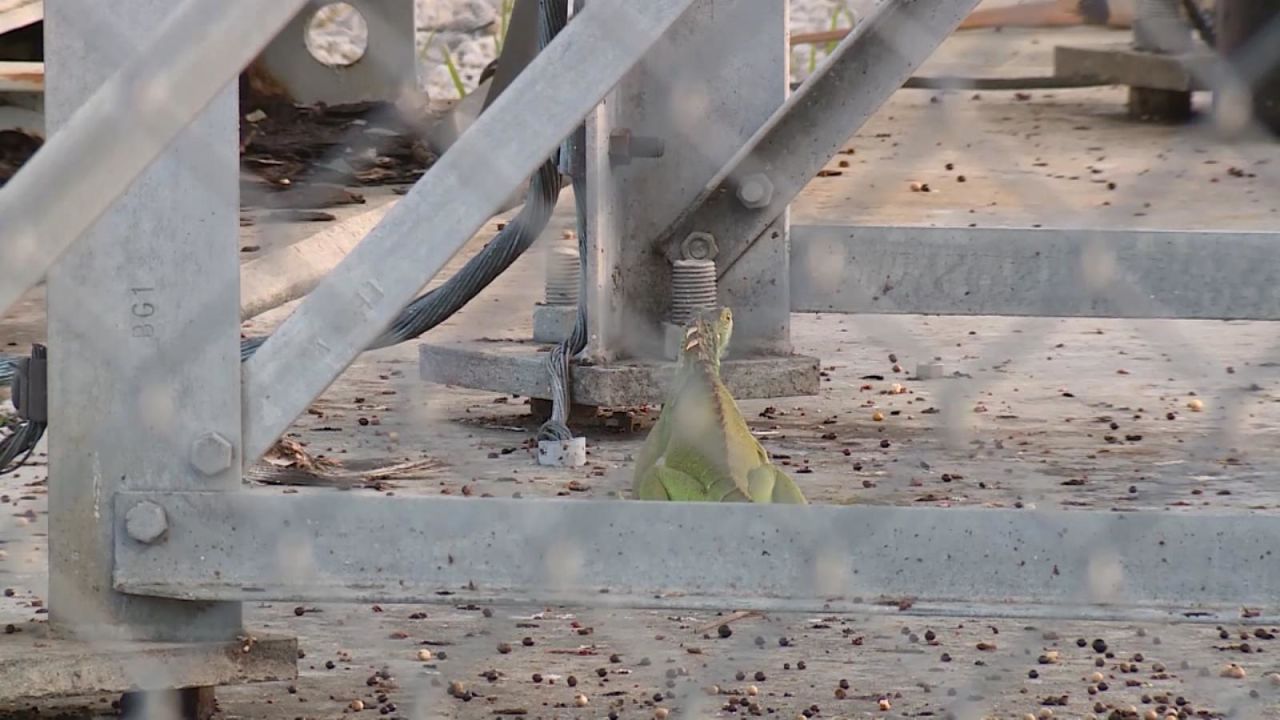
[442,45,467,98]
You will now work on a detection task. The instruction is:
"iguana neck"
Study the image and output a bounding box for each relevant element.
[678,321,724,376]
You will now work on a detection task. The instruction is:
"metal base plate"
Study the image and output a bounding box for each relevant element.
[0,626,296,703]
[1053,43,1213,92]
[418,340,820,407]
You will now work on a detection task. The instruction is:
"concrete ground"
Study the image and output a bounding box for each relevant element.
[3,26,1280,720]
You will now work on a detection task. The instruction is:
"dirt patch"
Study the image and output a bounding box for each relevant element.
[239,99,437,214]
[0,129,40,187]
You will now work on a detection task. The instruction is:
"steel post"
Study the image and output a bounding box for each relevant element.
[583,0,791,361]
[240,0,700,467]
[45,0,243,642]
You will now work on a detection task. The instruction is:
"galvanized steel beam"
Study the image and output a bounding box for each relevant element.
[240,0,700,468]
[45,0,245,642]
[583,0,793,360]
[114,492,1280,624]
[652,0,982,323]
[789,225,1280,319]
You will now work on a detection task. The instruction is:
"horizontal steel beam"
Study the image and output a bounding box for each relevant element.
[239,0,699,469]
[114,492,1280,623]
[790,224,1280,319]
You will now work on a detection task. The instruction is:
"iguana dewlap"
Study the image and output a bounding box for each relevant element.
[631,307,808,503]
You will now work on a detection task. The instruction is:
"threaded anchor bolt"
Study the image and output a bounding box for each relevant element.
[1133,0,1191,53]
[671,259,717,325]
[545,247,581,306]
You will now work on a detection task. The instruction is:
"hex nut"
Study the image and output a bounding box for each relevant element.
[736,173,774,209]
[125,501,168,544]
[680,232,719,261]
[190,432,234,476]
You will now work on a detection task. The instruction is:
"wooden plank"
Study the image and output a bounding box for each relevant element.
[0,0,42,36]
[0,61,42,93]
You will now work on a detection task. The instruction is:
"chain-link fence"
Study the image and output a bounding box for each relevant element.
[2,0,1280,718]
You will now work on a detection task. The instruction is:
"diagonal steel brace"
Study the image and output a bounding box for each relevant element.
[240,0,700,467]
[0,0,312,316]
[654,0,982,282]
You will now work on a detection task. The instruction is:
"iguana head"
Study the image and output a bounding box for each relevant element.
[681,306,733,369]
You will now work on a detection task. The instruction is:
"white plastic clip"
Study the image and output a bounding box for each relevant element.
[537,437,587,467]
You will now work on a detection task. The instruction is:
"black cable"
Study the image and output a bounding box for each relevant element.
[0,420,43,477]
[1179,0,1216,48]
[0,344,46,476]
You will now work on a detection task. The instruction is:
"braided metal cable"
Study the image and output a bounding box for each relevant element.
[0,354,15,386]
[0,417,44,477]
[1180,0,1216,47]
[537,170,589,443]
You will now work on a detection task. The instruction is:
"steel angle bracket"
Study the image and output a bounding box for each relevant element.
[113,491,1280,624]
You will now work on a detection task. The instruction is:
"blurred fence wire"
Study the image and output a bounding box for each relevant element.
[2,0,1280,718]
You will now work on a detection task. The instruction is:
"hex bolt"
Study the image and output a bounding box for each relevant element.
[190,432,234,476]
[544,246,581,306]
[680,232,719,261]
[670,259,718,325]
[125,501,168,545]
[736,173,774,209]
[608,128,665,165]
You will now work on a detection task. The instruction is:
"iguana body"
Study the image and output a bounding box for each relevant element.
[632,307,807,504]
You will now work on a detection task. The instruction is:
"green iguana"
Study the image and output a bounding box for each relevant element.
[632,307,808,503]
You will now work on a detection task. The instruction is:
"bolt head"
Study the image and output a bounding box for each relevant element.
[191,432,234,476]
[125,501,168,544]
[736,173,774,209]
[680,232,719,261]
